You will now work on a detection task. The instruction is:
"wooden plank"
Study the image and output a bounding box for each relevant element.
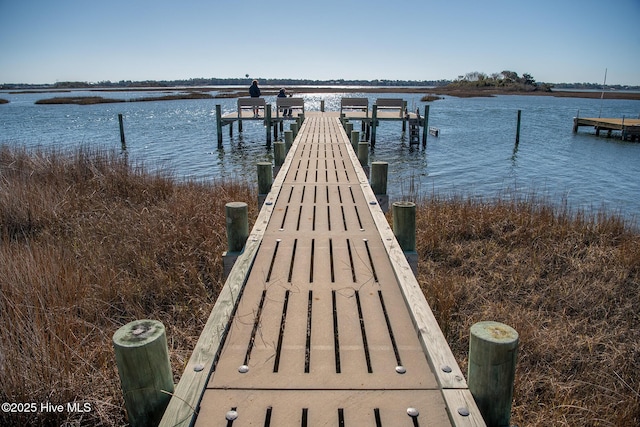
[196,390,451,427]
[158,108,304,427]
[340,115,470,390]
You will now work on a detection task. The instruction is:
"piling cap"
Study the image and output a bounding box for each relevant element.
[470,321,519,344]
[113,319,166,347]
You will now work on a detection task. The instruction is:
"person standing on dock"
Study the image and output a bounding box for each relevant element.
[249,80,261,117]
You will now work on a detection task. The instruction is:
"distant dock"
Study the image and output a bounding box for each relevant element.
[573,117,640,141]
[217,97,430,148]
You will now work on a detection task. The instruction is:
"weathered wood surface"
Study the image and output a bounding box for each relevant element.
[161,112,484,427]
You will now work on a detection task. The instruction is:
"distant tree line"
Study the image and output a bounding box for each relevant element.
[1,78,451,90]
[2,75,637,91]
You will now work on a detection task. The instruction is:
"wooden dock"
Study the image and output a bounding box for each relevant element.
[573,117,640,141]
[217,98,430,148]
[160,112,483,427]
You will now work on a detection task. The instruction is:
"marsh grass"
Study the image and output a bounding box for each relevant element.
[0,146,256,426]
[1,146,638,426]
[414,193,640,426]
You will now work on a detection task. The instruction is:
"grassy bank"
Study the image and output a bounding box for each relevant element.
[34,91,215,105]
[1,147,638,426]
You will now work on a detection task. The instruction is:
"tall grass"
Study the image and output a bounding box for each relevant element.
[2,146,638,426]
[0,146,256,426]
[415,193,640,426]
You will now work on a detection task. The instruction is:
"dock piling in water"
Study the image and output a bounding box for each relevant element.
[257,161,273,207]
[118,113,126,150]
[371,161,389,212]
[515,110,522,144]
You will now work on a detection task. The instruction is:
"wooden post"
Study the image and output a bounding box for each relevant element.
[291,122,299,139]
[392,201,417,274]
[402,101,407,132]
[257,162,273,207]
[371,161,389,213]
[225,202,248,253]
[118,113,126,151]
[320,100,325,112]
[371,104,378,147]
[223,202,248,277]
[350,130,360,151]
[422,105,429,148]
[468,321,519,427]
[215,105,223,148]
[274,141,286,171]
[515,110,522,144]
[371,161,388,195]
[113,320,174,427]
[357,141,368,167]
[345,121,353,136]
[358,141,370,178]
[284,130,293,152]
[265,104,272,148]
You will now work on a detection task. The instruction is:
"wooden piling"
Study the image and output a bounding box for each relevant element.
[265,104,272,148]
[515,110,522,144]
[371,161,389,213]
[468,321,519,427]
[320,100,325,112]
[215,105,223,148]
[345,121,353,136]
[371,105,378,147]
[392,201,417,274]
[291,122,299,139]
[284,130,293,152]
[223,202,249,278]
[257,162,273,207]
[422,105,430,148]
[274,141,286,168]
[113,320,174,427]
[118,113,126,151]
[350,130,360,151]
[357,141,368,167]
[225,202,248,253]
[371,161,388,195]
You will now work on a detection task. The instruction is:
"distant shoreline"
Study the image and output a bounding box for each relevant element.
[3,86,640,105]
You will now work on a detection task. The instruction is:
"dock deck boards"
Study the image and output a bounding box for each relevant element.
[573,117,640,140]
[161,112,483,427]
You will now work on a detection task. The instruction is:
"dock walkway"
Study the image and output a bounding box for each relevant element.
[218,98,430,147]
[573,117,640,141]
[161,112,482,426]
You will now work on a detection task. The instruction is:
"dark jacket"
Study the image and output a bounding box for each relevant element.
[249,83,261,97]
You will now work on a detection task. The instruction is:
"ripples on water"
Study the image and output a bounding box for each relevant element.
[1,89,639,225]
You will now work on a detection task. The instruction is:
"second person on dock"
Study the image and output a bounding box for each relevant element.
[249,80,261,117]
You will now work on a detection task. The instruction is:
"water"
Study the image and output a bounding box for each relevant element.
[1,89,639,226]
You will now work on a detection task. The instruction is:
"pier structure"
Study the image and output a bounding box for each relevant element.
[573,117,640,141]
[160,112,484,426]
[217,97,430,148]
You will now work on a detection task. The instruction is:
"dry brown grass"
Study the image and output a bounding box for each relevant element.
[0,146,256,426]
[2,147,638,426]
[415,194,640,426]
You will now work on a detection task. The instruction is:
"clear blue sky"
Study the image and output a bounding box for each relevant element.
[1,0,639,85]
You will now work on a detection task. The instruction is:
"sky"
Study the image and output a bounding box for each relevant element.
[1,0,639,86]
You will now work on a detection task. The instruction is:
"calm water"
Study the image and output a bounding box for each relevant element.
[1,89,639,226]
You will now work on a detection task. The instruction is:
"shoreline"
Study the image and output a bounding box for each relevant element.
[4,86,640,105]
